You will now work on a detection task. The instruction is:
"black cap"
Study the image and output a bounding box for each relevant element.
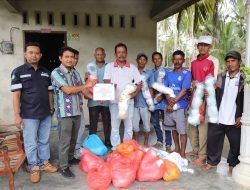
[225,51,241,61]
[137,53,148,60]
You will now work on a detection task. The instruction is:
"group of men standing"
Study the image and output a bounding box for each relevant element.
[11,35,244,184]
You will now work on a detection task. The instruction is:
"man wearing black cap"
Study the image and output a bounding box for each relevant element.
[203,51,244,173]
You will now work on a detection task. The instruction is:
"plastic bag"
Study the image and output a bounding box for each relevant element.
[83,134,108,156]
[87,163,112,190]
[188,82,205,126]
[118,83,137,119]
[131,149,145,170]
[79,148,104,173]
[111,156,137,188]
[116,140,138,157]
[137,148,164,182]
[86,62,98,93]
[163,160,181,182]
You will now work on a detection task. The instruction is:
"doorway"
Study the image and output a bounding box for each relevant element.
[24,31,67,72]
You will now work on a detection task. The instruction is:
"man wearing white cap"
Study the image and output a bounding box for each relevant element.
[187,34,219,166]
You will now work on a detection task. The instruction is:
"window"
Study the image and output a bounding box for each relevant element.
[120,15,125,28]
[108,15,113,27]
[35,11,41,25]
[130,16,136,28]
[85,14,91,26]
[61,13,66,26]
[48,12,54,25]
[73,14,78,26]
[22,11,29,24]
[97,14,102,27]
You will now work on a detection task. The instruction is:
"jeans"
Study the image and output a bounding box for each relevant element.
[88,106,111,142]
[23,116,51,169]
[75,112,85,150]
[109,103,134,148]
[151,109,172,146]
[133,107,151,132]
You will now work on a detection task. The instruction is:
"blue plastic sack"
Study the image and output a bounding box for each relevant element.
[83,134,108,156]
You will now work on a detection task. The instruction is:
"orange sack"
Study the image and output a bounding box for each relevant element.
[137,148,165,182]
[163,160,181,182]
[79,148,104,173]
[87,163,112,190]
[116,140,138,157]
[111,156,137,188]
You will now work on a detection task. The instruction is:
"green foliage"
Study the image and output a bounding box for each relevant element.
[157,0,247,69]
[240,64,250,85]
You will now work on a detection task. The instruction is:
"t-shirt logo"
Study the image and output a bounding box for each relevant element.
[203,67,209,71]
[178,76,182,81]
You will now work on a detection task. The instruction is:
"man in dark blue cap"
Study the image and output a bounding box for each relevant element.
[203,51,244,173]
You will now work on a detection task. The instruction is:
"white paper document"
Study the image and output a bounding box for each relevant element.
[93,83,115,101]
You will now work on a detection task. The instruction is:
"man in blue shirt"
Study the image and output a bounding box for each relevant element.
[163,50,191,158]
[133,53,152,146]
[149,52,172,151]
[85,47,111,147]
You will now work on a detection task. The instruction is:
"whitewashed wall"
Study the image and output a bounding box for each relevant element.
[0,0,156,124]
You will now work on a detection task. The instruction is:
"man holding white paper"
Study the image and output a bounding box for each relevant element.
[85,47,111,147]
[104,43,142,149]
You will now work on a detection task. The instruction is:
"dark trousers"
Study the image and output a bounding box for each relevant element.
[58,116,80,169]
[89,106,111,142]
[151,109,172,146]
[207,123,241,167]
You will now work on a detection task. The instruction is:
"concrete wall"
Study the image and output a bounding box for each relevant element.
[0,0,156,124]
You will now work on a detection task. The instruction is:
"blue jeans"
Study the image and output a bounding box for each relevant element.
[23,116,51,169]
[109,103,134,148]
[151,110,172,146]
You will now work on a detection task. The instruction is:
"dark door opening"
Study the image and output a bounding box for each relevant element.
[24,31,66,72]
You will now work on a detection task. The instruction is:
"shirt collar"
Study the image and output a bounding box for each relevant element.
[226,71,240,79]
[197,54,210,61]
[60,64,73,74]
[114,59,130,67]
[94,61,107,67]
[25,62,39,70]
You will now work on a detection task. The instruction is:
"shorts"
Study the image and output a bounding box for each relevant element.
[163,109,187,135]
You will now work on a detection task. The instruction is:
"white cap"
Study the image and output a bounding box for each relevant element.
[198,35,212,45]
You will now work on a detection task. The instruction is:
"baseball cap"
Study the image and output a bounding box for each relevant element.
[225,51,241,61]
[198,35,213,45]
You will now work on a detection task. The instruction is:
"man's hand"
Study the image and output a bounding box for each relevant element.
[204,90,209,99]
[85,80,95,89]
[15,114,23,129]
[166,104,174,113]
[129,92,137,99]
[168,97,176,105]
[191,81,196,89]
[156,94,163,103]
[235,117,242,128]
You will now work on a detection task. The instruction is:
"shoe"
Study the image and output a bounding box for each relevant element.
[153,141,163,149]
[30,166,40,183]
[59,167,75,178]
[40,161,58,173]
[68,158,81,165]
[105,139,112,148]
